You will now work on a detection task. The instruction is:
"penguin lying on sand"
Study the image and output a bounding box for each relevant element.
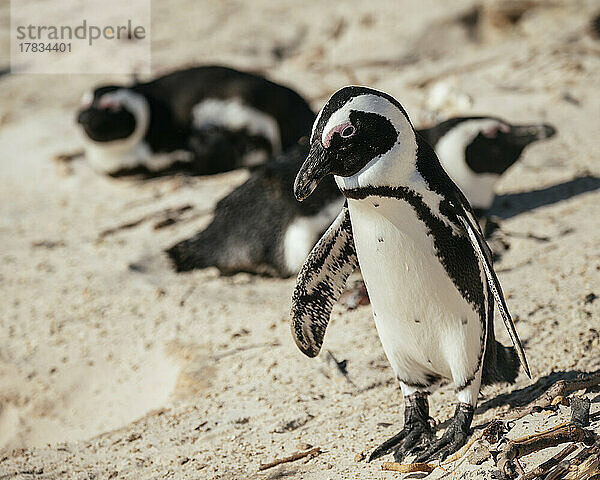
[291,86,530,462]
[76,66,315,177]
[166,115,554,277]
[166,144,344,277]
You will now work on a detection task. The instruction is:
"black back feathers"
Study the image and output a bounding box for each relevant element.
[166,144,341,277]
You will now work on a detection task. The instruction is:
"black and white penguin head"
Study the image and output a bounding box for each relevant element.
[77,86,150,147]
[433,117,556,176]
[432,117,556,210]
[295,86,417,200]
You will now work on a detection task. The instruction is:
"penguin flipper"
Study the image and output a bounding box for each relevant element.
[291,205,358,357]
[456,212,531,378]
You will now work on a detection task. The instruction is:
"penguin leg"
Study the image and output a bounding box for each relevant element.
[368,386,435,463]
[414,372,480,462]
[340,279,370,310]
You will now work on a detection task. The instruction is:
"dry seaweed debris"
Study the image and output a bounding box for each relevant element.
[503,372,600,421]
[498,393,597,479]
[523,439,600,480]
[498,421,596,478]
[381,461,436,473]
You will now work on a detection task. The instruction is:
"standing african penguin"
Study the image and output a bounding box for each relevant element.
[291,86,530,462]
[76,66,315,176]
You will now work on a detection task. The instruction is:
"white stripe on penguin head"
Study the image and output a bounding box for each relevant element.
[321,93,411,146]
[321,93,417,190]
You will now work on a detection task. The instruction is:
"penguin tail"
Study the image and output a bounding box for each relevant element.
[165,236,215,272]
[481,341,520,386]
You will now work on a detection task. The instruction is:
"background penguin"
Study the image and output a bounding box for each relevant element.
[290,86,530,462]
[76,66,315,177]
[165,115,555,277]
[420,116,556,216]
[166,143,344,277]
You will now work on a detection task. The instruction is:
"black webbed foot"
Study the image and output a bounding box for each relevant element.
[414,402,474,462]
[368,393,434,462]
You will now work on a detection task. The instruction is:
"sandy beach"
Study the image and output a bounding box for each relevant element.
[1,0,599,478]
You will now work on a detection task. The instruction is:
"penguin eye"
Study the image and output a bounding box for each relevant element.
[341,125,356,138]
[323,122,356,147]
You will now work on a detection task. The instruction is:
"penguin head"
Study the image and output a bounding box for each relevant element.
[76,87,150,144]
[294,86,417,200]
[435,117,557,177]
[463,119,556,175]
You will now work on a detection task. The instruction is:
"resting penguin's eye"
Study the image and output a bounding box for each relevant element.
[341,125,356,138]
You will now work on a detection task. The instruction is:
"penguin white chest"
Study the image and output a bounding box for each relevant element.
[347,196,483,386]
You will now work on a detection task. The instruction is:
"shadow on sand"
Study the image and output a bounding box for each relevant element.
[477,368,600,416]
[489,174,600,220]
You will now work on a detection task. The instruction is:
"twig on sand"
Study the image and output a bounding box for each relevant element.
[53,150,84,163]
[381,461,436,473]
[496,387,597,479]
[503,372,600,421]
[518,443,578,480]
[497,422,596,477]
[154,211,204,230]
[98,205,193,238]
[258,447,322,471]
[53,149,85,176]
[212,341,281,361]
[546,439,600,480]
[325,350,357,388]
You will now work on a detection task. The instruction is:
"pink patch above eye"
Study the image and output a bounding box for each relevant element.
[323,121,354,147]
[482,123,510,138]
[98,98,121,111]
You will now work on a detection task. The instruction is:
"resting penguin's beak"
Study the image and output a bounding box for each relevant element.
[294,142,331,201]
[509,123,556,147]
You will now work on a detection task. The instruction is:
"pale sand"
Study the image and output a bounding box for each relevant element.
[0,1,599,478]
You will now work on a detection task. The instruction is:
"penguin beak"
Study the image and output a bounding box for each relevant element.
[509,123,556,147]
[77,109,93,126]
[294,142,331,201]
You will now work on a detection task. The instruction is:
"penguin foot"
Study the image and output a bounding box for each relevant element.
[368,393,434,462]
[414,402,474,462]
[479,215,501,238]
[368,419,434,463]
